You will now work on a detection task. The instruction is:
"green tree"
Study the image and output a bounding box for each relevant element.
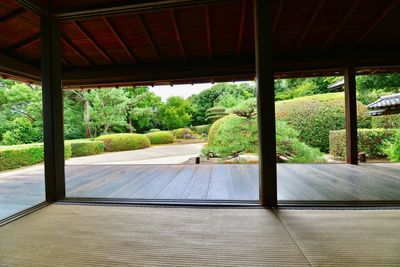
[159,96,192,130]
[124,87,162,133]
[83,89,130,136]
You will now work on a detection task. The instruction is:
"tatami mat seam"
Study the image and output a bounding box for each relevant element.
[273,208,313,267]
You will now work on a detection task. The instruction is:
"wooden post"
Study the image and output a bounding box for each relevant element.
[344,64,358,164]
[41,14,65,201]
[254,0,277,206]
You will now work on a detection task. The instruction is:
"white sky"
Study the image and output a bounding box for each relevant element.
[150,82,255,102]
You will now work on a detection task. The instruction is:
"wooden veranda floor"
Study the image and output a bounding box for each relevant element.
[2,163,400,220]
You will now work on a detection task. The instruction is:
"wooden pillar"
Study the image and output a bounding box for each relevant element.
[254,0,277,206]
[344,64,358,164]
[41,14,65,201]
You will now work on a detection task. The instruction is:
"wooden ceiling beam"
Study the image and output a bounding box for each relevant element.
[354,0,399,46]
[72,21,114,64]
[0,52,41,82]
[0,8,28,24]
[272,0,285,36]
[103,17,138,63]
[137,14,161,63]
[236,0,247,56]
[321,0,361,51]
[53,0,224,21]
[204,6,212,60]
[170,10,186,61]
[15,0,48,16]
[5,33,40,52]
[295,0,325,50]
[62,58,254,87]
[61,36,94,66]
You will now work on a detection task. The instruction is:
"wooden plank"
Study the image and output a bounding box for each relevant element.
[132,165,183,198]
[181,165,212,199]
[156,165,198,199]
[207,164,234,200]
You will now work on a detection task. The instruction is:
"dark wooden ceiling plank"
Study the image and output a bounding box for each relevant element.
[0,8,28,24]
[381,27,400,46]
[321,0,361,51]
[0,52,41,82]
[53,0,225,21]
[204,6,212,60]
[272,0,285,36]
[15,0,48,16]
[103,17,138,63]
[137,14,161,63]
[61,36,94,65]
[354,0,399,46]
[5,33,40,51]
[236,0,247,56]
[170,10,186,61]
[295,0,325,50]
[72,21,114,64]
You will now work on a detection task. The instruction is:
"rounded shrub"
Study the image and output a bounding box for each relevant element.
[68,141,104,157]
[208,114,236,146]
[146,131,174,144]
[96,133,150,152]
[329,128,400,158]
[148,128,161,133]
[174,128,193,139]
[276,92,371,152]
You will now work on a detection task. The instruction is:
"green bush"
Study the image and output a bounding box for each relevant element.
[146,131,174,144]
[148,128,161,132]
[329,129,400,158]
[67,141,104,157]
[276,92,371,152]
[202,115,258,159]
[0,145,44,171]
[191,124,211,135]
[64,143,72,159]
[371,114,400,129]
[208,115,235,146]
[0,143,72,171]
[383,133,400,162]
[276,121,325,163]
[174,128,193,139]
[96,133,150,152]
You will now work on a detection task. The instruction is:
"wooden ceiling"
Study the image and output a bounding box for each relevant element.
[1,0,400,88]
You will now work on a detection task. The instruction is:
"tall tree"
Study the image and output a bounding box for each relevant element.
[159,96,192,130]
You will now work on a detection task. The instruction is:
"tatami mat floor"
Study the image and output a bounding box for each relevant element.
[0,205,399,266]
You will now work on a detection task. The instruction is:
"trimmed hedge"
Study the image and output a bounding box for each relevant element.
[148,128,161,132]
[174,128,193,139]
[146,131,174,144]
[96,133,150,152]
[191,124,211,135]
[276,92,371,152]
[68,141,104,157]
[329,128,400,158]
[371,114,400,129]
[0,143,72,171]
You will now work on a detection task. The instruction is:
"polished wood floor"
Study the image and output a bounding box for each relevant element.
[2,163,400,219]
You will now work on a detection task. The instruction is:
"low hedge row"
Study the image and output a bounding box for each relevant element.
[67,140,104,157]
[0,143,72,171]
[371,114,400,129]
[329,128,400,158]
[146,131,174,144]
[96,133,150,152]
[276,92,371,152]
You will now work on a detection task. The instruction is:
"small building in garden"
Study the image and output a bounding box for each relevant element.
[367,93,400,116]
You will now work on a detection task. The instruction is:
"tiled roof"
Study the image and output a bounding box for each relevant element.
[367,93,400,109]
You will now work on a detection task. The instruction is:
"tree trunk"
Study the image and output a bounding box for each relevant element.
[128,117,133,133]
[84,99,91,138]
